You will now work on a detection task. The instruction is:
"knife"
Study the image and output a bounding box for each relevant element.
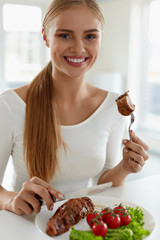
[35,182,112,207]
[63,182,112,200]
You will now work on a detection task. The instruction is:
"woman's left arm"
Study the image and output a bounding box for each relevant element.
[98,130,149,186]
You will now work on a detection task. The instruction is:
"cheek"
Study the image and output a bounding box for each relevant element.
[90,43,100,60]
[50,43,63,59]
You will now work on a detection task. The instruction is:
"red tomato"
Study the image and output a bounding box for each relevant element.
[100,208,112,223]
[105,214,121,229]
[92,221,108,237]
[113,204,127,218]
[120,213,131,226]
[86,212,102,227]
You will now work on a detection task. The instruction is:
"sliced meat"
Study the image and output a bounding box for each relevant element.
[116,91,135,116]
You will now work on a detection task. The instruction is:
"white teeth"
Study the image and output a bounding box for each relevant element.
[66,57,85,63]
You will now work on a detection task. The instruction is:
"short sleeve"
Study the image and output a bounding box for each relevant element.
[0,100,14,184]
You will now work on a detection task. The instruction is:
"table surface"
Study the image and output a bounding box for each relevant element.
[0,173,160,240]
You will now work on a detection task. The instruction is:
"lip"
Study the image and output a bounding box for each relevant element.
[64,56,89,67]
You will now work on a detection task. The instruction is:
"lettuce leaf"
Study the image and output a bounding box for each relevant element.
[69,227,103,240]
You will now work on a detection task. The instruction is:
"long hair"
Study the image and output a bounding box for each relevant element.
[24,0,105,183]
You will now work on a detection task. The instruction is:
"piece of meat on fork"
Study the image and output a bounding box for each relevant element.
[46,197,95,236]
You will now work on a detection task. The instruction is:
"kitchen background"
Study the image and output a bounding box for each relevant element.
[0,0,160,188]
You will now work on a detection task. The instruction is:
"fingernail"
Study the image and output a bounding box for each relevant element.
[124,148,128,152]
[49,205,53,211]
[123,139,127,144]
[58,193,65,199]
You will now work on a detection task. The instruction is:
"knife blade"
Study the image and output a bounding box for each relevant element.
[38,182,112,206]
[60,182,112,201]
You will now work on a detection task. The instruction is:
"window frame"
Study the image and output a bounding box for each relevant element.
[0,0,49,93]
[127,0,160,154]
[137,0,160,153]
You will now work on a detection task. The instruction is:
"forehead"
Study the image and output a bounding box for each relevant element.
[48,6,102,31]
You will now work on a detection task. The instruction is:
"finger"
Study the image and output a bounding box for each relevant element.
[14,196,33,216]
[14,208,24,216]
[20,192,41,213]
[30,177,64,200]
[18,201,33,216]
[123,139,149,161]
[129,159,142,173]
[130,131,149,152]
[22,181,54,211]
[124,149,145,167]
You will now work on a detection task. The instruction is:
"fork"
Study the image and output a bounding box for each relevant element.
[129,112,135,140]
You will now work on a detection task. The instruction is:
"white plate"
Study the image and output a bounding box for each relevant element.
[35,196,155,239]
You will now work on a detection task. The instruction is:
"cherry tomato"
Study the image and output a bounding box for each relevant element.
[113,204,127,218]
[92,221,108,237]
[86,212,102,227]
[105,214,121,229]
[120,213,131,226]
[100,208,112,223]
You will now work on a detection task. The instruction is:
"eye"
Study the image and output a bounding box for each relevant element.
[85,34,96,40]
[58,34,71,39]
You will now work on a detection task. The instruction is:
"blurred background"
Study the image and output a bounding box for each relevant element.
[0,0,160,186]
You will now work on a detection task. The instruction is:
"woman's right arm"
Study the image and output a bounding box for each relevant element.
[0,96,64,215]
[0,185,17,212]
[0,177,64,215]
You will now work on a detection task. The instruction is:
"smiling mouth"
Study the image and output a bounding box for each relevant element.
[64,56,88,64]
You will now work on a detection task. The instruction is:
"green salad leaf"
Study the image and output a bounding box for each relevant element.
[69,227,103,240]
[121,206,150,240]
[69,206,150,240]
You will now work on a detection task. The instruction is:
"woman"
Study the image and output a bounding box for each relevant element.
[0,0,148,216]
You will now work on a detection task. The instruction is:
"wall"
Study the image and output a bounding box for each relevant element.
[85,0,132,92]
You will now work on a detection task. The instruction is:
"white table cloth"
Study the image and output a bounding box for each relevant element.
[0,173,160,240]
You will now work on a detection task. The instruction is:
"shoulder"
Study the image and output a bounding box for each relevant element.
[0,89,14,109]
[14,84,30,103]
[0,90,16,129]
[0,87,26,120]
[87,83,119,103]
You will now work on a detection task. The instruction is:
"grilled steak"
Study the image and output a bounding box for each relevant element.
[46,197,94,236]
[116,91,135,116]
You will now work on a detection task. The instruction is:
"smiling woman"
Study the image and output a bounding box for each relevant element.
[0,0,149,217]
[42,5,102,80]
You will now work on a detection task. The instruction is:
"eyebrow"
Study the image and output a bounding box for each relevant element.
[55,29,100,33]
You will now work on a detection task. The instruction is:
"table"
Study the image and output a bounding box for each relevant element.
[0,173,160,240]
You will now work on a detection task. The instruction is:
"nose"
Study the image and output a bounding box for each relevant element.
[70,38,85,54]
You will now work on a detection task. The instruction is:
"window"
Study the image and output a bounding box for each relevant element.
[0,2,47,91]
[128,0,160,153]
[139,0,160,134]
[143,0,160,133]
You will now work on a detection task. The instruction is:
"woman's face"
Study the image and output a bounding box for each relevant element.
[43,6,102,80]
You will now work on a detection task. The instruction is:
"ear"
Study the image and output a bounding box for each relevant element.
[42,28,49,48]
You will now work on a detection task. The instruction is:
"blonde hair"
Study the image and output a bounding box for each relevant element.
[24,0,105,183]
[43,0,105,30]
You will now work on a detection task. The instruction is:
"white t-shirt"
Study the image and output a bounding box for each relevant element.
[0,89,126,194]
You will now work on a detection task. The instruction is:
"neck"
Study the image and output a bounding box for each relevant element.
[52,68,87,103]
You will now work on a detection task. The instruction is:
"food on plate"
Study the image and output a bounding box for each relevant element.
[115,91,135,116]
[69,204,150,240]
[92,221,108,237]
[46,197,94,236]
[87,212,102,227]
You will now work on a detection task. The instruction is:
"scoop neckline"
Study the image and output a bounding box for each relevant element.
[61,92,111,129]
[9,88,111,129]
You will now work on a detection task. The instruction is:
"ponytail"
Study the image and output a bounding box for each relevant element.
[24,61,64,182]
